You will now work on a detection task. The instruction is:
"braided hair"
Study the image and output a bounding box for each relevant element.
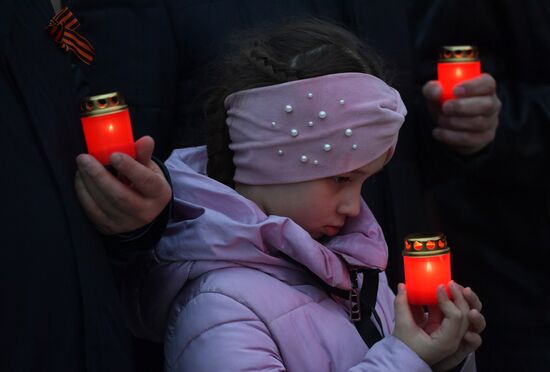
[206,18,387,187]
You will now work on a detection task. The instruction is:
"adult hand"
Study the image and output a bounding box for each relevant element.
[75,136,172,235]
[432,285,486,371]
[393,282,467,366]
[423,73,501,155]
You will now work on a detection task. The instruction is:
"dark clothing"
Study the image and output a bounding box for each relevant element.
[0,1,167,370]
[71,0,179,161]
[410,1,550,370]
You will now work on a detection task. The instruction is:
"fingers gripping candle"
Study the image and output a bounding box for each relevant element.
[80,92,136,165]
[403,233,452,305]
[438,45,481,103]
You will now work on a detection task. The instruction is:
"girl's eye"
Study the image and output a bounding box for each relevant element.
[333,176,351,184]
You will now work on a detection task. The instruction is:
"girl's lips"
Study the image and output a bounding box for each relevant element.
[323,225,341,237]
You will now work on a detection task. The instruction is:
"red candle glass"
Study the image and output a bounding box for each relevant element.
[402,233,452,305]
[80,92,136,165]
[438,45,481,103]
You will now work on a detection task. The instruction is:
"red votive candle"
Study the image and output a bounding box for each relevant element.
[437,45,481,103]
[80,92,136,165]
[403,233,452,305]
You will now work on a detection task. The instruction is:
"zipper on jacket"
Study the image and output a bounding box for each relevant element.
[349,269,361,322]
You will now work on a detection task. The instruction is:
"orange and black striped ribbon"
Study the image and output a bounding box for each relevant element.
[47,6,95,65]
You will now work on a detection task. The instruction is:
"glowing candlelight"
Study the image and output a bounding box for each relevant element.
[403,233,452,305]
[437,45,481,103]
[80,92,136,165]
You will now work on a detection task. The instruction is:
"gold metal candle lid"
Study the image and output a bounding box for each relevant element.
[439,45,479,62]
[80,92,128,117]
[403,232,450,257]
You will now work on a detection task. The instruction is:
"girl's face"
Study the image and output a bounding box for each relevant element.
[236,152,388,239]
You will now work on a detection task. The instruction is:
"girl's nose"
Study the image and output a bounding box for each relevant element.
[337,191,361,218]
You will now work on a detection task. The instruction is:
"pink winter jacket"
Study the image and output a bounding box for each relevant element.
[124,146,476,372]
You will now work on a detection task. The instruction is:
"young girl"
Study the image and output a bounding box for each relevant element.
[124,19,485,371]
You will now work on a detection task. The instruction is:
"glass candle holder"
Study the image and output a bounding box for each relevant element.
[80,92,136,165]
[438,45,481,103]
[402,233,452,305]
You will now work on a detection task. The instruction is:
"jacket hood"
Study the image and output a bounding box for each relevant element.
[126,146,389,341]
[157,146,388,290]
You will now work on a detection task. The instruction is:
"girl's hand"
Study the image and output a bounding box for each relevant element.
[393,282,469,366]
[432,285,486,371]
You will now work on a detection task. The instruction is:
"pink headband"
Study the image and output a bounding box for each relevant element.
[225,72,406,185]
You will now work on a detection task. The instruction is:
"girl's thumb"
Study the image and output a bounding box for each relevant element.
[394,283,414,326]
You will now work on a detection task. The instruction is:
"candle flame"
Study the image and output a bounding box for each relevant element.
[108,124,114,132]
[426,262,433,273]
[455,68,463,78]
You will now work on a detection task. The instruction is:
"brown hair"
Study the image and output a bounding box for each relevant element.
[206,18,387,187]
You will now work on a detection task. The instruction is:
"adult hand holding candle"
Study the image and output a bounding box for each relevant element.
[74,136,172,235]
[80,92,136,165]
[422,46,501,155]
[402,233,451,305]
